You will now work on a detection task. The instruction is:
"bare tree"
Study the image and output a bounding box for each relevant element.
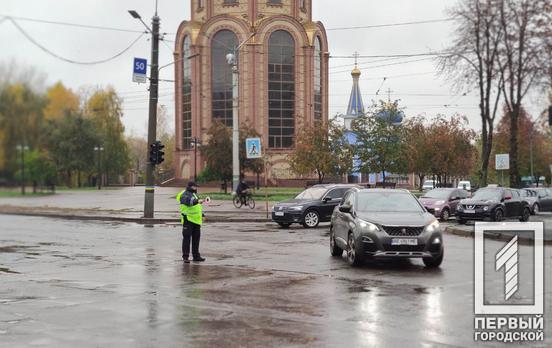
[497,0,552,187]
[439,0,503,187]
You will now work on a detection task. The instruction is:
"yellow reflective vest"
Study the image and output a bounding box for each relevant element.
[176,190,202,225]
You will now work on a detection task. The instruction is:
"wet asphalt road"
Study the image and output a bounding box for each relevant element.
[0,215,551,347]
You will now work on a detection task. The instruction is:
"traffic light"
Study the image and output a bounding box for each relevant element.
[149,142,158,165]
[156,141,165,165]
[149,141,164,165]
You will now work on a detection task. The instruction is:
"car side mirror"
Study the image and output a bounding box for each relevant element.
[504,196,512,201]
[339,205,352,213]
[450,197,458,201]
[323,197,331,203]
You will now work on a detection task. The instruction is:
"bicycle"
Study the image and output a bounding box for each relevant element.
[233,192,255,209]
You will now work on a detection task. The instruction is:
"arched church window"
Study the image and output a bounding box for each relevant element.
[182,36,192,149]
[314,36,322,121]
[211,30,238,127]
[268,30,295,148]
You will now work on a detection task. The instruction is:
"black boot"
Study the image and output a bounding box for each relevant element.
[193,255,205,262]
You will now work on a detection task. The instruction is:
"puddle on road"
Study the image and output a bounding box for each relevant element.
[0,267,20,274]
[0,245,36,253]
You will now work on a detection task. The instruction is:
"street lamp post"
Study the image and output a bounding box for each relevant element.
[94,146,104,190]
[129,9,160,219]
[16,145,29,195]
[226,33,256,193]
[191,137,201,181]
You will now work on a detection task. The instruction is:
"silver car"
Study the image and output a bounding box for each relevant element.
[330,188,444,268]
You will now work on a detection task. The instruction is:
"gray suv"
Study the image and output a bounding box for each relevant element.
[330,188,444,268]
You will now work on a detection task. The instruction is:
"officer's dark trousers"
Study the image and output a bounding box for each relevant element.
[182,219,201,259]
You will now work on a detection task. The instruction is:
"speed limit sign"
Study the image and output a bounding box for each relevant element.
[133,57,147,83]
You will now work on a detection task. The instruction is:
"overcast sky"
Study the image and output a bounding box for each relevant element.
[0,0,546,138]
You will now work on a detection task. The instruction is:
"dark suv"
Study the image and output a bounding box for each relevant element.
[272,184,360,228]
[456,187,531,223]
[330,188,444,268]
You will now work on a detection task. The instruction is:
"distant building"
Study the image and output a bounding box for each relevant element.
[173,0,329,181]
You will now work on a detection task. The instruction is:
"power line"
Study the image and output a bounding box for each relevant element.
[326,18,454,31]
[0,13,176,35]
[6,17,145,65]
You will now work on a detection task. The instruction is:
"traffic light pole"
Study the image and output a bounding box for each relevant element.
[144,14,160,219]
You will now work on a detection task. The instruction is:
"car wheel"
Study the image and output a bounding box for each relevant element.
[330,228,343,257]
[277,222,291,228]
[457,218,466,225]
[532,203,539,215]
[440,208,450,222]
[302,210,320,228]
[492,209,504,222]
[423,249,444,268]
[347,232,362,267]
[519,207,530,222]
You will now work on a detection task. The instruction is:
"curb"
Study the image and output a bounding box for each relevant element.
[0,210,271,225]
[444,226,551,245]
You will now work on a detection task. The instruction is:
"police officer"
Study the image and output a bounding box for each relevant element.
[176,181,205,263]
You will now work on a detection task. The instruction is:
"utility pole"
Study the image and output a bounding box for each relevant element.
[129,9,160,218]
[16,145,28,195]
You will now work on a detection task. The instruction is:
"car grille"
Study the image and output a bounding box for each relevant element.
[383,226,425,236]
[384,244,426,252]
[462,204,482,210]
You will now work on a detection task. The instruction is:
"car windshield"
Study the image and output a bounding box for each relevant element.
[421,189,450,199]
[295,187,327,200]
[423,181,434,186]
[357,192,423,213]
[472,189,502,201]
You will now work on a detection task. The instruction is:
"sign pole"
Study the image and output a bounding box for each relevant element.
[265,156,269,219]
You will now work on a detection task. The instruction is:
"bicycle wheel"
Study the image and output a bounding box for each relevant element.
[232,196,242,208]
[247,196,255,209]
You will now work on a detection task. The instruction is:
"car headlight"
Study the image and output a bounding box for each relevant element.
[359,219,379,232]
[425,220,440,233]
[483,206,489,211]
[288,206,303,211]
[435,200,445,205]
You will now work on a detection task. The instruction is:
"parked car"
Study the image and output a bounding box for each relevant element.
[457,180,471,191]
[532,188,552,212]
[456,187,531,224]
[422,180,436,191]
[418,188,469,221]
[519,189,539,215]
[271,184,360,228]
[329,188,444,268]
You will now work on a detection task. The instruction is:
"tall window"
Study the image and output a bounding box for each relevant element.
[211,30,237,127]
[314,36,322,121]
[268,30,295,148]
[182,36,192,150]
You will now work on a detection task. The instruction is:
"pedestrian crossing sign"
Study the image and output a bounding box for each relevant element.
[246,138,261,159]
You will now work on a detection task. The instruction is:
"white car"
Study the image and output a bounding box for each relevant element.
[457,180,471,191]
[422,180,435,191]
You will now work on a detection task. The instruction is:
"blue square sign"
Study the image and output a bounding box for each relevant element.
[245,138,262,159]
[133,58,147,83]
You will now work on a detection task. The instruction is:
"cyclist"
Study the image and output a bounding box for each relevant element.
[236,179,251,205]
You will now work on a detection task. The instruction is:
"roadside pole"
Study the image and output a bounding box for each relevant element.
[144,14,160,218]
[264,155,269,219]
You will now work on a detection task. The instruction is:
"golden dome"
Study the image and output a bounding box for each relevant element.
[351,66,361,77]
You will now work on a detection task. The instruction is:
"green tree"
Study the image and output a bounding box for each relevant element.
[0,83,46,180]
[24,150,57,192]
[85,87,129,183]
[201,121,232,192]
[352,101,407,183]
[239,121,264,182]
[403,116,433,190]
[44,112,99,187]
[289,120,353,184]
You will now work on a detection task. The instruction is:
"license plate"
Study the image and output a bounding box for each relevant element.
[391,238,418,246]
[464,209,475,214]
[275,212,284,216]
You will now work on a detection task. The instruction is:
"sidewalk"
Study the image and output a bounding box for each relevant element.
[0,186,272,224]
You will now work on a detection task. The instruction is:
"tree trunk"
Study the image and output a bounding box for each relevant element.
[509,108,519,187]
[223,179,228,194]
[418,174,425,191]
[66,170,72,188]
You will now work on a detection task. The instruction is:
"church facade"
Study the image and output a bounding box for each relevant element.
[173,0,329,181]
